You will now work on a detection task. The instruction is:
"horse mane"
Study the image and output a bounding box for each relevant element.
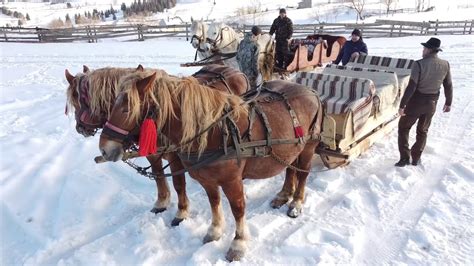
[66,67,167,118]
[123,70,247,155]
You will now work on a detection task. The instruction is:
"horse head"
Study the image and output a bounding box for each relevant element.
[190,20,208,50]
[65,65,144,138]
[205,22,240,54]
[99,71,158,162]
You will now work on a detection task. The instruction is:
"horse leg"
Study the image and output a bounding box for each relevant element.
[221,177,249,262]
[270,167,296,209]
[201,183,225,243]
[168,155,189,226]
[147,156,170,214]
[287,145,316,218]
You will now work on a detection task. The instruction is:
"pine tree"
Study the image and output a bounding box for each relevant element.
[121,3,126,12]
[65,13,71,24]
[26,13,30,20]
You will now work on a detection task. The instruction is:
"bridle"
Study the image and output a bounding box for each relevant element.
[190,24,207,61]
[206,26,237,53]
[74,75,106,136]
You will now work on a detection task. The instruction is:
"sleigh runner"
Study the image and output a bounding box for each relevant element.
[293,55,414,168]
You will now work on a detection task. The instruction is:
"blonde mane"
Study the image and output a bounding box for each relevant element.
[67,67,167,118]
[122,70,248,155]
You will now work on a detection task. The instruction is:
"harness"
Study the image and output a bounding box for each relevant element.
[103,85,322,179]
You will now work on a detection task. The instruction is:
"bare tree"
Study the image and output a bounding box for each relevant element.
[350,0,365,22]
[415,0,426,12]
[383,0,397,15]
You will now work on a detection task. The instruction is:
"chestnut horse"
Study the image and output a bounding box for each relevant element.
[98,70,322,261]
[65,64,250,226]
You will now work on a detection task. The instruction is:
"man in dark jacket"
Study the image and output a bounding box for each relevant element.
[395,37,453,167]
[334,28,368,65]
[269,8,293,69]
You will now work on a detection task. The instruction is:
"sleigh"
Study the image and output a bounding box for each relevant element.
[293,55,414,168]
[285,34,346,73]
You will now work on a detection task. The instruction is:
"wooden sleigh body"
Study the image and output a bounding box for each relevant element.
[286,34,346,73]
[294,55,414,168]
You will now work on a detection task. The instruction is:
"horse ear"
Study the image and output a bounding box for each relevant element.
[65,69,74,85]
[136,64,144,71]
[83,65,90,73]
[136,72,157,95]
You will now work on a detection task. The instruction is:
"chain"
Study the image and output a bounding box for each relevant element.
[269,151,331,173]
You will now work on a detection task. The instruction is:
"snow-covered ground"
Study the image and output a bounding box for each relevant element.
[1,34,473,265]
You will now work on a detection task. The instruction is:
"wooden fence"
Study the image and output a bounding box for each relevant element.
[0,19,472,43]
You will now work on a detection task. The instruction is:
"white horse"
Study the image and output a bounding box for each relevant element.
[190,19,211,61]
[204,22,243,69]
[253,33,275,82]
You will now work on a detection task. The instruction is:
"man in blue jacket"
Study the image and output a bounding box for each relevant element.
[334,28,368,65]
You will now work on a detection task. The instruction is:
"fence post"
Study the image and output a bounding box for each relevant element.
[420,21,424,35]
[390,24,394,37]
[185,22,189,41]
[463,20,467,34]
[398,24,402,37]
[93,26,97,43]
[137,24,144,41]
[318,24,324,34]
[434,19,439,35]
[36,27,42,42]
[3,31,8,42]
[470,20,473,34]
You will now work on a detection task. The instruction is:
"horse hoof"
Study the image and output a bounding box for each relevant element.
[203,234,220,244]
[225,248,245,262]
[270,197,288,209]
[150,207,166,214]
[287,207,301,218]
[171,217,184,227]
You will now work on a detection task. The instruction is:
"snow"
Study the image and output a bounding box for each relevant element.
[1,34,473,265]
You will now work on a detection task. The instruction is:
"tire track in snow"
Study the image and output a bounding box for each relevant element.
[354,99,473,264]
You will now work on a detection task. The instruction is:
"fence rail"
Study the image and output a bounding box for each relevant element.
[0,19,472,43]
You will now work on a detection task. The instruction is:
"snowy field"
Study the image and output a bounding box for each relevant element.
[1,35,473,265]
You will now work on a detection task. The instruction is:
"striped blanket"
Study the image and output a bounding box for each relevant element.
[348,55,414,76]
[323,64,400,114]
[294,72,375,133]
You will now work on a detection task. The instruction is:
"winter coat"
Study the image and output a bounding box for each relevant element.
[334,39,368,65]
[269,16,293,41]
[236,32,261,87]
[399,53,453,109]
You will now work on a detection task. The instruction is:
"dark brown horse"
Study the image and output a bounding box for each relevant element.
[65,64,249,225]
[98,70,322,261]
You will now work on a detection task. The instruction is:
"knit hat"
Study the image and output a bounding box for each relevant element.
[351,28,362,37]
[279,8,286,14]
[251,26,262,35]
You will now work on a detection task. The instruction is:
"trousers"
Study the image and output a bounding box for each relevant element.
[398,95,437,161]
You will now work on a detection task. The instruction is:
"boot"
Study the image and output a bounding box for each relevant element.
[411,158,421,166]
[395,158,410,167]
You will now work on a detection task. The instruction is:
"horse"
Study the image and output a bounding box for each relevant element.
[204,22,242,69]
[189,19,211,61]
[98,70,323,261]
[65,64,250,226]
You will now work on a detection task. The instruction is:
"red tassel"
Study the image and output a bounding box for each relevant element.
[294,126,304,138]
[138,118,158,156]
